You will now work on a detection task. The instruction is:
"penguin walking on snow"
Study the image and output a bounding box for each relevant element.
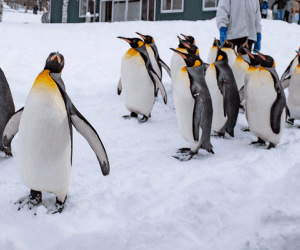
[170,48,214,161]
[280,48,300,90]
[243,48,288,149]
[205,47,240,137]
[0,68,15,156]
[285,51,300,126]
[117,37,167,123]
[3,52,110,214]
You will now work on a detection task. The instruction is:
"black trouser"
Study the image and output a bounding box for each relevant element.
[284,10,290,22]
[262,14,267,19]
[228,37,255,52]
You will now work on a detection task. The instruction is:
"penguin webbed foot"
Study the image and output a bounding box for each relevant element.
[123,112,138,120]
[138,116,148,123]
[212,131,225,138]
[15,190,42,211]
[176,147,190,153]
[242,127,250,132]
[4,148,13,157]
[267,143,276,150]
[250,138,266,146]
[47,196,67,214]
[173,150,195,161]
[287,118,294,125]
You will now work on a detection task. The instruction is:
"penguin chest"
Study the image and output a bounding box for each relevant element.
[232,56,249,91]
[246,68,279,142]
[173,68,201,151]
[121,49,155,116]
[171,49,187,85]
[205,64,228,131]
[207,47,217,65]
[288,66,300,119]
[222,48,237,69]
[18,73,71,196]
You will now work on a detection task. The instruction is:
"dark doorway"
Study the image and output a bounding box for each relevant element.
[141,0,155,21]
[105,1,112,22]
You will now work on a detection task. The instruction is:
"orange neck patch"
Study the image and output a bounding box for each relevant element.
[125,48,138,60]
[32,70,58,92]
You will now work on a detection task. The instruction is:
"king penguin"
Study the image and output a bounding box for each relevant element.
[280,48,300,90]
[207,38,221,65]
[205,47,240,137]
[170,48,214,161]
[136,32,171,78]
[0,68,15,156]
[3,52,110,213]
[180,34,196,45]
[286,51,300,126]
[117,37,167,123]
[243,48,288,148]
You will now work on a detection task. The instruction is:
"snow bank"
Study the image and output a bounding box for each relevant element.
[0,17,300,250]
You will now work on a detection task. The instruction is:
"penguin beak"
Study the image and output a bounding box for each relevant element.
[117,37,131,43]
[136,32,146,41]
[243,48,255,59]
[170,48,188,59]
[177,35,183,42]
[254,49,266,60]
[181,40,191,49]
[180,34,188,40]
[56,51,61,63]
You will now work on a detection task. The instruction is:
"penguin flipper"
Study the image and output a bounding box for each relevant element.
[150,71,167,104]
[117,77,122,95]
[280,56,296,83]
[281,76,291,90]
[55,84,110,176]
[2,107,24,148]
[270,90,286,134]
[239,86,245,103]
[159,59,171,77]
[50,73,66,91]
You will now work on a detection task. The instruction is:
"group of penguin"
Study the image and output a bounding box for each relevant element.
[117,33,300,161]
[0,53,110,214]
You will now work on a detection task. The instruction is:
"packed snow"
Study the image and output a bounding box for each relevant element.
[1,13,300,250]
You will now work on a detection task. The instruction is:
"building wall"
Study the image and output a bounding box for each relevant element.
[156,0,216,21]
[50,0,63,23]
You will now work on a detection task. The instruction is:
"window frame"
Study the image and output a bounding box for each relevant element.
[79,0,97,18]
[202,0,218,12]
[160,0,184,13]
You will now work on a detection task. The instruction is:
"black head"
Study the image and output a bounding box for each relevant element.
[117,36,144,49]
[170,48,202,68]
[44,52,65,73]
[215,48,228,62]
[222,40,234,49]
[177,36,189,49]
[180,34,195,45]
[241,48,261,66]
[136,32,154,44]
[254,50,275,68]
[237,42,249,55]
[181,40,199,55]
[213,38,221,47]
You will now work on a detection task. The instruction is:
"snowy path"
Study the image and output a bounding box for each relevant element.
[0,19,300,250]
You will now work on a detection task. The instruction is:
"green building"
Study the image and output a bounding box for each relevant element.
[50,0,218,23]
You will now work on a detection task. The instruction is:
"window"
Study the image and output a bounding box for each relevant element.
[203,0,219,11]
[79,0,95,17]
[161,0,184,13]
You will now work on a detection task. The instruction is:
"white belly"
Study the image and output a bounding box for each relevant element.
[173,67,201,152]
[207,47,217,65]
[288,66,300,119]
[121,52,155,116]
[222,48,237,69]
[171,49,187,89]
[18,86,71,200]
[246,68,285,145]
[205,64,228,131]
[232,55,249,91]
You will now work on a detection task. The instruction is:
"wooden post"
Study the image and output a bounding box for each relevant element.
[125,0,128,21]
[93,0,96,22]
[62,0,69,23]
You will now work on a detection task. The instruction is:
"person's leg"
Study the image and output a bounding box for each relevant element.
[280,9,285,20]
[229,37,248,52]
[248,40,255,52]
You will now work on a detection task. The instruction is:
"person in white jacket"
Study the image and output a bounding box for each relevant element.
[216,0,262,52]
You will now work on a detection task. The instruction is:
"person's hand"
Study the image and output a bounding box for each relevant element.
[219,27,227,46]
[254,33,261,51]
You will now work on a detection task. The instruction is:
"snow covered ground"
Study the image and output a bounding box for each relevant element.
[3,4,42,23]
[1,13,300,250]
